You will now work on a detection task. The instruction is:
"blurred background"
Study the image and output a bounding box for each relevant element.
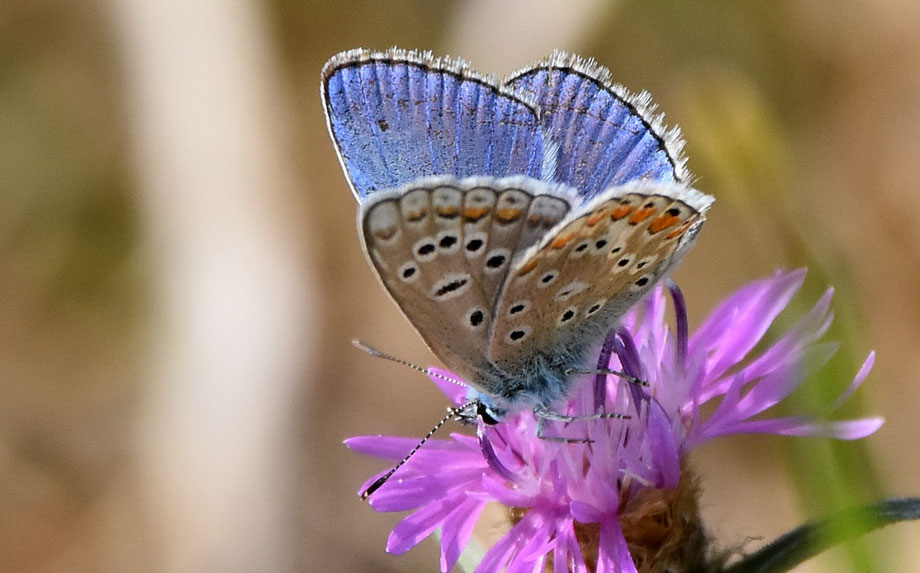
[2,1,919,571]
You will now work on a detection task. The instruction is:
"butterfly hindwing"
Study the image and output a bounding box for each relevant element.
[505,50,688,200]
[323,48,546,199]
[488,181,713,372]
[360,176,577,386]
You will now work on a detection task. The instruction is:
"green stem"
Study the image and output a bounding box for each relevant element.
[724,497,920,573]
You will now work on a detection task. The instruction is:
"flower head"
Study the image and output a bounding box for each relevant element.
[346,270,882,572]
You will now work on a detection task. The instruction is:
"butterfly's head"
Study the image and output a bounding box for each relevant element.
[452,396,506,425]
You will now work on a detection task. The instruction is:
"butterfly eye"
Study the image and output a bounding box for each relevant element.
[476,402,501,425]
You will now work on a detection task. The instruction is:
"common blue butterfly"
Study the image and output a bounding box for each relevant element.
[322,47,713,425]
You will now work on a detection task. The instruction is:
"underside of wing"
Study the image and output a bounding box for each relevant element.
[323,48,546,199]
[360,176,577,385]
[505,50,689,200]
[489,180,713,374]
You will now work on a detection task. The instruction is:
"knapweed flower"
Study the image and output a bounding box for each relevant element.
[346,269,882,572]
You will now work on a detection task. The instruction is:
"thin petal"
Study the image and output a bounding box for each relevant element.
[692,270,806,381]
[647,400,681,488]
[734,342,838,419]
[440,496,488,572]
[370,466,485,511]
[702,416,884,440]
[428,368,471,404]
[554,518,588,573]
[740,288,834,383]
[827,352,875,413]
[596,518,638,573]
[476,511,540,572]
[387,495,465,555]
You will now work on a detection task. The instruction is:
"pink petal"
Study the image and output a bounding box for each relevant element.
[702,416,884,440]
[553,518,588,573]
[387,495,464,555]
[647,400,681,488]
[476,511,540,572]
[740,288,834,382]
[692,270,806,381]
[428,368,471,404]
[440,496,488,572]
[596,518,638,573]
[827,352,875,413]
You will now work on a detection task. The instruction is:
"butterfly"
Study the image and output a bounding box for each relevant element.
[322,47,713,424]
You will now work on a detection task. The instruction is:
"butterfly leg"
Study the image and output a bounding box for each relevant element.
[533,408,630,443]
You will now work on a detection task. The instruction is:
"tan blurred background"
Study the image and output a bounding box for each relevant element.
[2,1,920,571]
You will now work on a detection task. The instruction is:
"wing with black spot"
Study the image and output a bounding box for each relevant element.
[360,176,576,386]
[489,181,712,373]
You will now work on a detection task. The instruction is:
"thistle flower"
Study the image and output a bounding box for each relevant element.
[346,269,882,572]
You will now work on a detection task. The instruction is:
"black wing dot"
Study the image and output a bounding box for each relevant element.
[539,272,558,286]
[465,238,484,252]
[509,302,528,315]
[469,309,484,327]
[486,254,507,268]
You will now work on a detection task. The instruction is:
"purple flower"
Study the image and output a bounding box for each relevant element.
[346,270,883,572]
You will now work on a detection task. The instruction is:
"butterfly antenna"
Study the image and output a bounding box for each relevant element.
[565,367,649,387]
[360,400,476,500]
[351,340,467,387]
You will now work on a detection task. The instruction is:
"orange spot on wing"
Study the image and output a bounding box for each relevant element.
[667,221,693,239]
[586,209,609,226]
[463,206,489,221]
[551,232,575,249]
[437,205,460,218]
[628,206,657,225]
[611,205,635,220]
[517,259,539,276]
[405,210,426,222]
[648,214,680,234]
[496,207,523,222]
